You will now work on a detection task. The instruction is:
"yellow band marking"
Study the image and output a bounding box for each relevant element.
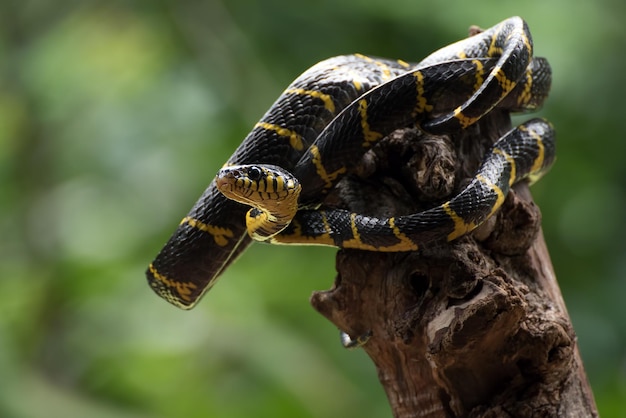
[320,212,333,237]
[346,55,377,91]
[494,66,517,97]
[181,217,234,247]
[412,71,434,117]
[396,59,411,68]
[306,212,334,245]
[487,24,505,57]
[309,144,347,190]
[453,107,481,129]
[341,213,378,251]
[255,122,304,151]
[442,202,477,241]
[148,263,197,302]
[355,53,392,79]
[262,176,274,193]
[493,148,517,186]
[376,62,392,80]
[285,88,336,114]
[517,125,546,177]
[358,99,384,147]
[450,59,489,129]
[349,212,360,241]
[476,174,505,218]
[387,217,419,251]
[472,59,485,91]
[275,174,286,194]
[345,69,367,91]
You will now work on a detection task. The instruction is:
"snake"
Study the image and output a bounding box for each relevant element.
[146,17,554,309]
[217,118,554,250]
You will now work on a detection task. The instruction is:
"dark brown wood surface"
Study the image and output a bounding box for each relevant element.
[310,111,598,417]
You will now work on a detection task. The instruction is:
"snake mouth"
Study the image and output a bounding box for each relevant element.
[215,171,258,208]
[215,176,231,193]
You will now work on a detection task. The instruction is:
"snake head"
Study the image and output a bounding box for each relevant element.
[216,164,302,240]
[216,164,300,203]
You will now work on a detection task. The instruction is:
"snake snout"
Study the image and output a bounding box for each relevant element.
[215,168,237,192]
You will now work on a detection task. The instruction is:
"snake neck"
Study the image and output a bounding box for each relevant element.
[245,185,301,241]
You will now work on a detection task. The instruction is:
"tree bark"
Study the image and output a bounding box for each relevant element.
[310,110,598,417]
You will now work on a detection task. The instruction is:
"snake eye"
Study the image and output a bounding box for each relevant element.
[247,167,263,182]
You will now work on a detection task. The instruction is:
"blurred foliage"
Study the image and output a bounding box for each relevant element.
[0,0,624,417]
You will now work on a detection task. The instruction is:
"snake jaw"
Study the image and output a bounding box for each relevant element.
[215,172,234,193]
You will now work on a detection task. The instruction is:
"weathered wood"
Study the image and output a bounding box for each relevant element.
[310,111,598,417]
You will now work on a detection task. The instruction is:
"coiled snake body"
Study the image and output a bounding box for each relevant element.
[147,17,555,309]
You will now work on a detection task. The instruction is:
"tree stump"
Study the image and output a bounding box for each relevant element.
[310,110,598,417]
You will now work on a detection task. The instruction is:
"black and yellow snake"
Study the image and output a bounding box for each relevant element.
[147,17,555,309]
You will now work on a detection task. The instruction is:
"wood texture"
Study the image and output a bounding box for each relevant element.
[310,111,598,417]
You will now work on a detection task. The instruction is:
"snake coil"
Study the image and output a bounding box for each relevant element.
[147,17,554,309]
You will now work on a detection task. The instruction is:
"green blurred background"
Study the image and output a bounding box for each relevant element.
[1,0,624,417]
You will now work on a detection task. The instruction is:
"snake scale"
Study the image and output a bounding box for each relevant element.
[147,17,555,309]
